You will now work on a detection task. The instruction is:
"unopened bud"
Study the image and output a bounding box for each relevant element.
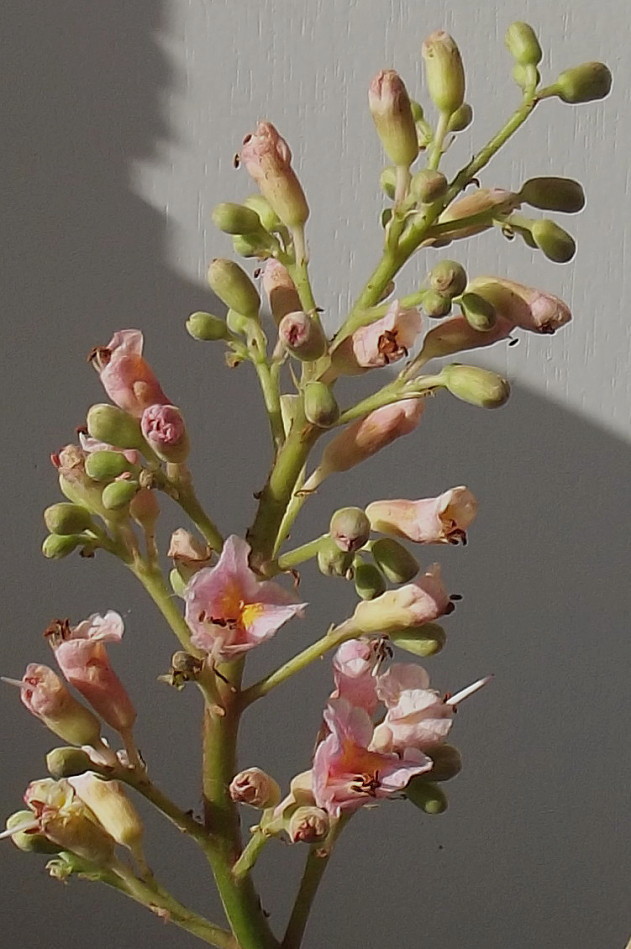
[279,311,327,360]
[438,189,519,239]
[531,219,576,263]
[5,811,61,854]
[101,479,140,511]
[428,260,468,297]
[141,404,189,463]
[211,202,264,236]
[262,260,302,324]
[368,69,419,168]
[379,166,397,200]
[44,503,94,536]
[427,743,462,782]
[232,233,278,259]
[519,177,585,213]
[447,102,473,132]
[423,290,452,318]
[207,259,261,318]
[353,561,387,600]
[69,774,144,854]
[84,450,133,482]
[441,364,510,408]
[317,536,354,578]
[389,622,446,657]
[186,312,230,341]
[553,62,612,104]
[371,538,419,584]
[240,121,309,228]
[411,169,448,204]
[419,315,513,362]
[46,747,93,780]
[421,31,465,115]
[329,507,371,553]
[243,194,281,231]
[505,22,542,66]
[169,568,186,597]
[304,381,340,428]
[42,534,83,559]
[459,292,496,331]
[229,768,281,809]
[287,805,330,844]
[86,404,147,453]
[405,777,448,814]
[512,63,540,93]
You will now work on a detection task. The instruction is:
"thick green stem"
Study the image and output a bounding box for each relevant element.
[129,561,197,653]
[121,769,214,855]
[232,826,270,882]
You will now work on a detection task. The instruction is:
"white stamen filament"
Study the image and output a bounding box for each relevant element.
[446,674,493,706]
[0,818,40,840]
[0,676,27,689]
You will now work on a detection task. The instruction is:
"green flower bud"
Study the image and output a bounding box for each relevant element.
[519,177,585,214]
[304,381,340,428]
[512,63,540,94]
[371,538,419,584]
[441,364,511,408]
[421,31,466,115]
[42,534,83,559]
[426,743,462,782]
[423,290,452,318]
[553,62,612,104]
[505,22,542,66]
[46,747,93,780]
[86,404,147,453]
[243,194,281,231]
[447,102,473,132]
[428,259,468,298]
[380,166,397,200]
[459,292,497,332]
[531,219,576,262]
[44,503,95,536]
[211,202,264,236]
[405,777,448,814]
[84,450,133,482]
[186,311,230,341]
[5,811,61,854]
[353,561,387,600]
[368,69,419,168]
[101,480,140,511]
[317,536,354,578]
[207,258,261,318]
[411,169,448,203]
[232,233,277,259]
[226,308,251,336]
[329,507,371,553]
[169,568,187,598]
[389,622,446,657]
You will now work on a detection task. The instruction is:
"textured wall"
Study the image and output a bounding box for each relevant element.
[1,1,629,948]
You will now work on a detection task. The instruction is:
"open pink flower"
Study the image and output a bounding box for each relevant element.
[335,302,423,373]
[331,639,382,714]
[312,699,432,817]
[89,329,169,417]
[352,564,453,634]
[184,535,306,661]
[46,612,136,735]
[371,664,453,754]
[366,486,478,545]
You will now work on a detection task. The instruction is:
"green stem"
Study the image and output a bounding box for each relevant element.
[129,560,197,653]
[167,470,224,552]
[277,534,327,571]
[426,111,450,171]
[334,375,444,426]
[120,769,214,854]
[248,325,285,449]
[232,826,270,882]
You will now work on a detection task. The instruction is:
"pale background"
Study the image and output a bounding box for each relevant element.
[1,1,630,947]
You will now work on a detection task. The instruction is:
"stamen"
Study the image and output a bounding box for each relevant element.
[445,675,493,707]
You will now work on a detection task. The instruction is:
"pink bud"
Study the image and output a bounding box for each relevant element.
[141,404,189,462]
[240,122,309,228]
[436,189,520,239]
[366,487,478,545]
[262,260,301,324]
[89,329,170,418]
[419,314,513,363]
[229,768,281,808]
[467,276,572,334]
[331,639,381,714]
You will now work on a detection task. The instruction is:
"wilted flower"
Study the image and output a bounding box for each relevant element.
[89,329,169,417]
[334,302,423,373]
[366,487,478,545]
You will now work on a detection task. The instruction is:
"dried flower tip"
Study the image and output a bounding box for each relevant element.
[230,768,281,809]
[278,311,327,361]
[287,805,330,844]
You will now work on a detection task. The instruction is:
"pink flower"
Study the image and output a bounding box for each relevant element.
[89,329,170,417]
[141,404,189,462]
[371,664,453,754]
[240,122,309,228]
[334,302,423,373]
[184,535,306,661]
[331,639,381,714]
[467,276,572,335]
[262,259,301,324]
[419,314,514,363]
[366,486,478,545]
[46,612,136,735]
[351,565,453,634]
[312,698,432,817]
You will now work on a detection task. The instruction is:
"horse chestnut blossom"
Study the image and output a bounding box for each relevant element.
[371,663,454,754]
[351,564,453,634]
[141,404,189,462]
[89,329,170,417]
[331,639,382,714]
[239,121,309,229]
[366,486,478,545]
[334,301,423,373]
[184,535,306,661]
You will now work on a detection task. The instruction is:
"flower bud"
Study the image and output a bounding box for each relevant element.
[329,507,371,553]
[86,404,148,453]
[368,69,418,168]
[426,743,462,782]
[519,177,585,213]
[4,811,62,853]
[531,219,576,262]
[437,189,519,239]
[389,622,446,657]
[379,166,397,200]
[262,259,302,324]
[421,31,465,115]
[410,169,448,204]
[422,291,452,318]
[243,194,281,231]
[207,258,261,318]
[170,568,186,597]
[232,233,278,259]
[459,292,496,331]
[371,538,419,584]
[353,562,387,600]
[505,22,542,66]
[211,202,265,235]
[69,774,144,854]
[428,259,468,297]
[84,450,133,482]
[440,364,510,408]
[168,529,213,580]
[317,536,354,578]
[240,121,309,228]
[279,311,327,360]
[466,276,571,335]
[351,564,451,633]
[229,768,281,809]
[186,312,230,341]
[44,503,95,536]
[512,63,540,94]
[46,746,93,780]
[287,805,330,844]
[303,382,340,428]
[405,777,448,814]
[447,102,473,132]
[419,315,513,362]
[553,62,612,104]
[141,404,189,463]
[101,479,140,511]
[42,534,83,559]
